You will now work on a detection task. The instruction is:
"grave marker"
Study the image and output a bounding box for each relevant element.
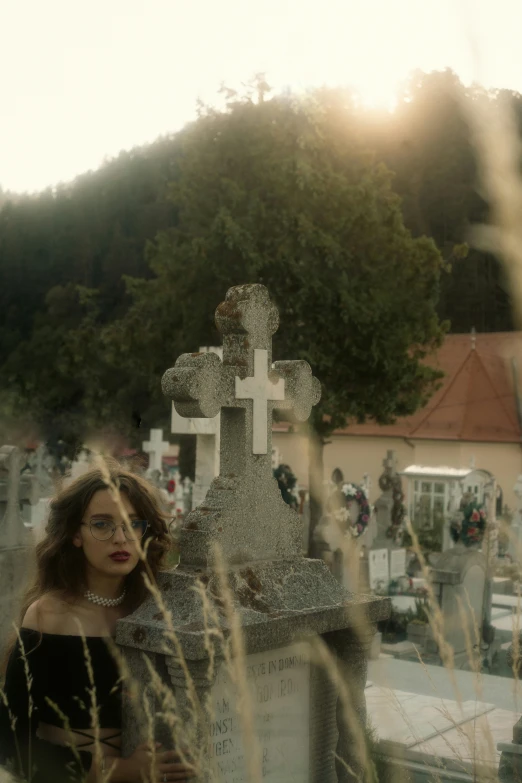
[420,543,487,667]
[369,548,389,592]
[390,548,407,581]
[0,446,36,655]
[171,347,222,509]
[142,428,169,473]
[117,284,389,782]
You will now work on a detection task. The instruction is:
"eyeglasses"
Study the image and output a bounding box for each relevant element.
[82,520,149,541]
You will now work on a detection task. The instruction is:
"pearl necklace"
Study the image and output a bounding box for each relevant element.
[84,589,126,608]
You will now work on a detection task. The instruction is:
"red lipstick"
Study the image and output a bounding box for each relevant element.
[110,551,130,562]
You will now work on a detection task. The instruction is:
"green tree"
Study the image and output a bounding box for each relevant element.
[104,82,447,552]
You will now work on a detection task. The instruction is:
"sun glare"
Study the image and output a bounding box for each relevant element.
[353,84,399,113]
[1,0,520,192]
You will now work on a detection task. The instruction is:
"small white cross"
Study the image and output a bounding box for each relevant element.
[235,349,285,454]
[142,428,169,472]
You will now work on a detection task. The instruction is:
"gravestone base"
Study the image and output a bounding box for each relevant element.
[117,560,389,782]
[0,546,35,656]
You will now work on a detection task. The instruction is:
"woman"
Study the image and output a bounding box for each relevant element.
[0,461,194,782]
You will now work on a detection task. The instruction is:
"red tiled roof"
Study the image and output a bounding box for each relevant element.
[334,333,522,443]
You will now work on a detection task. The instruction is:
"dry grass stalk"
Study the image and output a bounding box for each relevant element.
[13,626,34,782]
[0,683,22,777]
[75,621,105,782]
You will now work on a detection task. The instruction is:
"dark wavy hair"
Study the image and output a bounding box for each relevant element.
[3,460,171,666]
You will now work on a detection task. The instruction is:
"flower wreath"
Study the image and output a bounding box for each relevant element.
[339,482,371,538]
[450,501,487,547]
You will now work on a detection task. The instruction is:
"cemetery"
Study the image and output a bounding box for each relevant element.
[3,283,522,783]
[3,36,522,783]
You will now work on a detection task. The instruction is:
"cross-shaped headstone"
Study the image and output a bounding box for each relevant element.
[162,284,321,565]
[142,429,169,473]
[171,347,222,508]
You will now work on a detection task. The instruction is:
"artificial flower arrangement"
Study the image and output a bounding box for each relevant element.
[450,500,487,547]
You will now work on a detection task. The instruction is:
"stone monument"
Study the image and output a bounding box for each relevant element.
[171,347,223,509]
[414,543,487,669]
[117,285,389,782]
[0,446,36,655]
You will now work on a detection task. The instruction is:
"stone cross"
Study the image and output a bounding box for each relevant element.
[118,286,390,782]
[171,347,222,509]
[162,284,321,565]
[142,429,169,473]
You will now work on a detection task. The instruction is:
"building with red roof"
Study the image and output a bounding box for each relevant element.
[272,332,522,512]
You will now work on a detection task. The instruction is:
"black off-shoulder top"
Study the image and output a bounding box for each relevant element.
[0,628,122,782]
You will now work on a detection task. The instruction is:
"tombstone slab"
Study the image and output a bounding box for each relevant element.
[117,284,390,783]
[420,542,487,666]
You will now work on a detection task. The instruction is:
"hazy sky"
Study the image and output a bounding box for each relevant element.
[1,0,519,193]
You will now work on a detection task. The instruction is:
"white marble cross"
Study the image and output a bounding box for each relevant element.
[235,349,285,454]
[143,429,169,472]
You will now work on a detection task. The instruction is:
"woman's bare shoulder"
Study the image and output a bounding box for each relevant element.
[22,592,78,634]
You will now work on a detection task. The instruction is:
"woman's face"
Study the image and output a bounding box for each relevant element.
[73,488,143,580]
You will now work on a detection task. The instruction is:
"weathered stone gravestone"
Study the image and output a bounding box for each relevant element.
[415,543,487,668]
[117,285,389,782]
[171,347,223,509]
[143,428,169,473]
[389,548,407,582]
[0,446,36,655]
[368,549,389,593]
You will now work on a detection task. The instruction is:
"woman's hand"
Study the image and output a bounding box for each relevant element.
[114,741,196,782]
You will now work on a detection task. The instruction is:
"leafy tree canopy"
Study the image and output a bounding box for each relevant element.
[103,80,447,442]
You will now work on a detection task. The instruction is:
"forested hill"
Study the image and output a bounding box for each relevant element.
[0,137,178,356]
[0,70,516,451]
